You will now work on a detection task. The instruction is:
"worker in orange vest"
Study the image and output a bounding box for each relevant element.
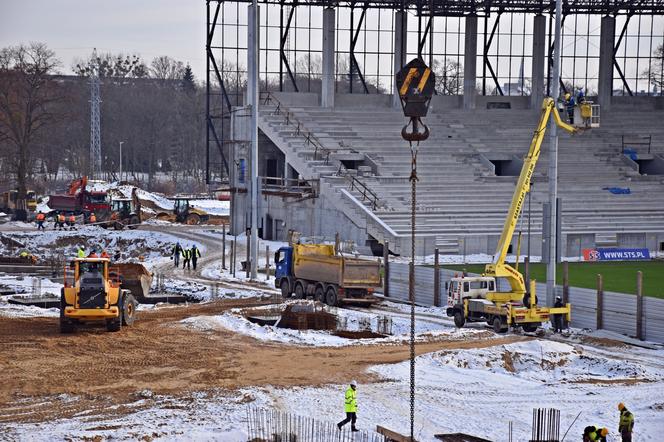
[88,250,98,258]
[56,212,66,231]
[35,211,46,231]
[68,213,76,231]
[100,250,110,259]
[89,212,97,224]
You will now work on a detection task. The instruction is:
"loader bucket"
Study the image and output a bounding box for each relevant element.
[114,263,153,302]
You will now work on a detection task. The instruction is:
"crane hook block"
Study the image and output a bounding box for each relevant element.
[396,58,436,118]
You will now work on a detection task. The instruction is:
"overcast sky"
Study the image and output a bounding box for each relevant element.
[0,0,206,78]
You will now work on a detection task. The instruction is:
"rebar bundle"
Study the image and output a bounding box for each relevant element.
[530,408,561,442]
[246,406,384,442]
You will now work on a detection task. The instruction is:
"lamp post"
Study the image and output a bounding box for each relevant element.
[119,141,124,182]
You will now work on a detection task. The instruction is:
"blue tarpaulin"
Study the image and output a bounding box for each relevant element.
[603,187,631,194]
[623,148,638,161]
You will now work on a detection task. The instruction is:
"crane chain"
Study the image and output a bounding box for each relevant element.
[408,139,419,441]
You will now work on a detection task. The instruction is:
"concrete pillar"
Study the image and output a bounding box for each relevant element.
[531,15,546,108]
[463,14,478,109]
[321,7,336,108]
[598,15,615,110]
[392,10,408,109]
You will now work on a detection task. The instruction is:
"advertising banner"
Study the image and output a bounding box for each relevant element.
[582,248,650,261]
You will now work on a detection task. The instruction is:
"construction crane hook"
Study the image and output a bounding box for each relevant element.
[401,116,430,142]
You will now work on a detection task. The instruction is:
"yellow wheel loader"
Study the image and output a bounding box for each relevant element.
[60,258,137,333]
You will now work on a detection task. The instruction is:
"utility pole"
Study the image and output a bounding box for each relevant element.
[90,48,102,179]
[248,0,259,280]
[546,0,563,306]
[119,141,124,182]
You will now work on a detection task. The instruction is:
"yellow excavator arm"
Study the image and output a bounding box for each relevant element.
[484,97,577,297]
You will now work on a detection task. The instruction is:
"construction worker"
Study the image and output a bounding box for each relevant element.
[100,250,110,259]
[68,213,77,230]
[577,88,586,104]
[583,426,609,442]
[56,212,66,231]
[564,92,576,124]
[35,211,46,230]
[553,296,564,333]
[77,245,86,258]
[89,212,97,224]
[88,249,98,258]
[172,242,183,268]
[618,403,634,441]
[182,247,191,270]
[337,380,359,432]
[190,244,201,270]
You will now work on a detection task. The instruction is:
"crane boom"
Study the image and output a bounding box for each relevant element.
[484,98,576,297]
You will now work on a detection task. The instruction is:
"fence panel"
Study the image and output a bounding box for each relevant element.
[643,296,664,342]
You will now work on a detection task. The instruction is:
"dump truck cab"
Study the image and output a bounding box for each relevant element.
[274,247,293,282]
[60,258,137,333]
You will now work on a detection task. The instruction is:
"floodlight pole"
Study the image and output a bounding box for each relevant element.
[249,0,259,280]
[546,0,563,305]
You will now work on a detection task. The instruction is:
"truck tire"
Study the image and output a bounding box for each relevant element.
[453,311,465,328]
[106,304,123,332]
[113,221,123,230]
[493,317,507,334]
[294,281,305,299]
[59,293,75,334]
[128,215,140,229]
[122,293,137,326]
[325,286,338,307]
[280,280,291,299]
[522,323,539,333]
[314,286,325,303]
[186,213,201,225]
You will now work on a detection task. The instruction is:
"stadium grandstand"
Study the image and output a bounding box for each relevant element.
[206,0,664,257]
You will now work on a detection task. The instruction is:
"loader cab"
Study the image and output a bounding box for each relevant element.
[111,199,132,216]
[447,276,496,307]
[274,246,293,280]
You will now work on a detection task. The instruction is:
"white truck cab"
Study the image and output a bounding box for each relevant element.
[447,276,496,308]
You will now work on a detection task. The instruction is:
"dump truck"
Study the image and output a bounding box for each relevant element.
[60,258,139,333]
[275,243,381,306]
[48,177,110,221]
[445,97,597,333]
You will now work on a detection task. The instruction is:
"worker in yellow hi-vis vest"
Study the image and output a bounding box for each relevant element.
[337,380,358,432]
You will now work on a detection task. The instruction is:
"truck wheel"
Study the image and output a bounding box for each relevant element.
[294,281,305,299]
[59,294,75,334]
[493,317,507,334]
[113,221,123,230]
[186,214,201,225]
[325,286,338,307]
[314,286,325,303]
[280,280,291,299]
[122,294,137,326]
[106,307,123,332]
[128,215,140,229]
[522,323,538,333]
[453,311,465,328]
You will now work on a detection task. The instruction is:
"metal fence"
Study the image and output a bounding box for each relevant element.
[387,262,664,343]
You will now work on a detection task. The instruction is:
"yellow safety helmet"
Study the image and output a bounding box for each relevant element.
[565,93,571,100]
[618,402,625,410]
[600,428,609,437]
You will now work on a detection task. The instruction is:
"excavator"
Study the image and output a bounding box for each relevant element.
[446,97,598,333]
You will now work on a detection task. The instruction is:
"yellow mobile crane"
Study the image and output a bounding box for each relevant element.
[446,97,597,333]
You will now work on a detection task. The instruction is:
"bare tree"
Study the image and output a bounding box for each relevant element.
[432,58,463,95]
[0,43,62,215]
[644,44,664,92]
[74,51,149,78]
[150,56,185,81]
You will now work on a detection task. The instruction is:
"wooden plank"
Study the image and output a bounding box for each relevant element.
[376,425,416,442]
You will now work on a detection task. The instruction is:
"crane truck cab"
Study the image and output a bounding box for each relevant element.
[60,258,137,333]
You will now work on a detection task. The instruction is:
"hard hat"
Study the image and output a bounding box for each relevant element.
[618,402,625,410]
[556,296,561,300]
[81,245,85,249]
[350,380,357,387]
[565,93,571,100]
[600,428,608,437]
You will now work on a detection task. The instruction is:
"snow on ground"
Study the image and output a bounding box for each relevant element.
[0,224,181,267]
[4,338,664,441]
[180,301,485,347]
[190,199,230,216]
